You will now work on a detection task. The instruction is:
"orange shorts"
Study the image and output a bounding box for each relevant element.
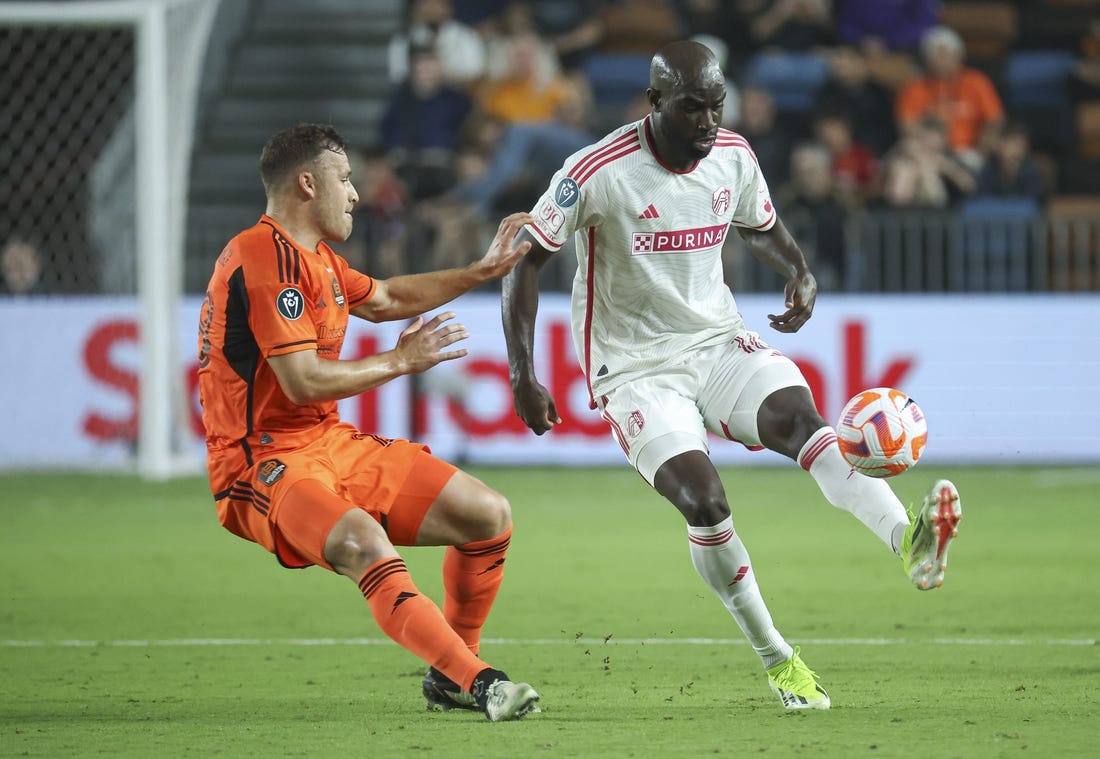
[214,421,457,569]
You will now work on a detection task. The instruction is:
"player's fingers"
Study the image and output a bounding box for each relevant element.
[438,328,469,345]
[424,311,456,329]
[437,348,469,362]
[399,315,424,339]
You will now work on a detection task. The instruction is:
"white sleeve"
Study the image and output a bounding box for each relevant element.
[730,150,777,232]
[525,167,599,251]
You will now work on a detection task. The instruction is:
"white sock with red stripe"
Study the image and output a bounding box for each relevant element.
[798,426,910,553]
[687,517,793,669]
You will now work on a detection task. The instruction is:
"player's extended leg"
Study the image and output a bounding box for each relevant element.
[757,386,911,554]
[280,479,537,721]
[411,470,518,711]
[652,449,828,709]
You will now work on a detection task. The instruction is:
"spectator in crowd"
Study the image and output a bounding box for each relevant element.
[834,0,939,54]
[379,45,472,200]
[747,0,834,52]
[895,25,1005,170]
[882,115,976,209]
[388,0,486,87]
[342,148,410,279]
[490,0,606,71]
[814,44,898,155]
[776,142,849,288]
[737,85,795,187]
[974,121,1046,201]
[0,238,45,296]
[478,30,572,124]
[679,0,762,78]
[812,105,880,208]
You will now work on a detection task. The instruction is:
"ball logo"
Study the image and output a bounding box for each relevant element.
[712,186,731,216]
[554,177,580,208]
[276,287,304,320]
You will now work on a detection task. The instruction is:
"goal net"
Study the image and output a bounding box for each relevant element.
[0,0,218,477]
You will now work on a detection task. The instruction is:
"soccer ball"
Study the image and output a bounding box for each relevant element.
[836,387,928,477]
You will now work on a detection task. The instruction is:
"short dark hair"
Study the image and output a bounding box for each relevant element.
[259,122,347,193]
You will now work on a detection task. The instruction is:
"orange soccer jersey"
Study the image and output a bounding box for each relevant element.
[197,214,377,497]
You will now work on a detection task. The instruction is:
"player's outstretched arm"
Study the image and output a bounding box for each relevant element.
[738,218,818,333]
[502,231,561,435]
[352,212,533,323]
[268,312,470,404]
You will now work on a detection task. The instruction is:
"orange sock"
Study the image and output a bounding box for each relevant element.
[443,527,511,655]
[358,557,487,692]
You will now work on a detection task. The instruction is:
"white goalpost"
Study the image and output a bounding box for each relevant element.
[0,0,218,478]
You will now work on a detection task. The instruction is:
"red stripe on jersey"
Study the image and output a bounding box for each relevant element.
[568,130,638,181]
[527,220,564,250]
[575,142,641,187]
[733,209,776,230]
[583,226,597,410]
[602,409,630,455]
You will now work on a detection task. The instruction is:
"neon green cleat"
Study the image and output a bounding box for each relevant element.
[902,479,962,590]
[766,647,830,710]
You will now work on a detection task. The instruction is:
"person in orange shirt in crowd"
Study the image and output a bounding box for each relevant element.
[197,122,540,721]
[895,25,1004,169]
[478,30,571,124]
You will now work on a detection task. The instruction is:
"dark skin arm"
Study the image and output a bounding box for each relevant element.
[502,230,562,435]
[270,212,532,405]
[738,218,818,333]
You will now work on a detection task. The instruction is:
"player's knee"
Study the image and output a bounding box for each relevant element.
[758,387,827,458]
[669,484,730,526]
[324,517,395,578]
[470,488,512,540]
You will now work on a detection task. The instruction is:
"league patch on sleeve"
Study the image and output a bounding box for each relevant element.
[554,177,580,208]
[276,287,304,320]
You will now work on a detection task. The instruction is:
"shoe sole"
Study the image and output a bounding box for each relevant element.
[423,679,478,712]
[911,479,962,590]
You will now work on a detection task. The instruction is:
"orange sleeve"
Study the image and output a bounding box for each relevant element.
[894,80,927,128]
[340,256,377,309]
[240,239,318,358]
[966,69,1005,122]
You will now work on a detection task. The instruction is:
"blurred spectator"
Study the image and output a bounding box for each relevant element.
[388,0,486,87]
[737,85,796,187]
[598,0,681,55]
[478,30,571,124]
[679,0,760,78]
[1073,19,1100,101]
[379,45,472,200]
[451,70,596,218]
[812,105,879,207]
[814,44,898,155]
[775,142,848,289]
[895,25,1005,169]
[691,33,742,129]
[834,0,939,55]
[494,1,606,71]
[343,148,410,278]
[881,115,976,209]
[0,238,45,296]
[974,121,1046,201]
[747,0,834,52]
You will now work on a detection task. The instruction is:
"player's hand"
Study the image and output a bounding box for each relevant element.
[393,312,470,373]
[767,270,817,333]
[511,378,562,435]
[475,212,535,280]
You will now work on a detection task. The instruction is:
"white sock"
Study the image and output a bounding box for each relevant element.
[687,517,793,669]
[798,426,910,554]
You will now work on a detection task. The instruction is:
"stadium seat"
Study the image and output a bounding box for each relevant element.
[1076,101,1100,159]
[1003,50,1077,155]
[745,51,828,112]
[582,52,652,110]
[958,197,1042,291]
[941,1,1018,61]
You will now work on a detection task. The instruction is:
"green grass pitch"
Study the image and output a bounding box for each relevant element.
[2,466,1097,757]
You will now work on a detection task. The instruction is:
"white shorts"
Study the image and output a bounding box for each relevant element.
[596,330,809,484]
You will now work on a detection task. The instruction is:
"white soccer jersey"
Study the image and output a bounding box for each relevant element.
[526,116,776,402]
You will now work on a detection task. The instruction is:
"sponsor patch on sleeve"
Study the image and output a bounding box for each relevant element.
[537,199,566,235]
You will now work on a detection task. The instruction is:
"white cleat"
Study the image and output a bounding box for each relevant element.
[483,680,541,722]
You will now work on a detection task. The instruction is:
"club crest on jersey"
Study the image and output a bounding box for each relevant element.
[712,187,731,216]
[257,459,286,486]
[330,277,345,308]
[554,177,580,208]
[630,223,728,255]
[276,287,304,320]
[627,410,645,437]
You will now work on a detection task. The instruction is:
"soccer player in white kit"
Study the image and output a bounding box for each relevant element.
[502,40,963,710]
